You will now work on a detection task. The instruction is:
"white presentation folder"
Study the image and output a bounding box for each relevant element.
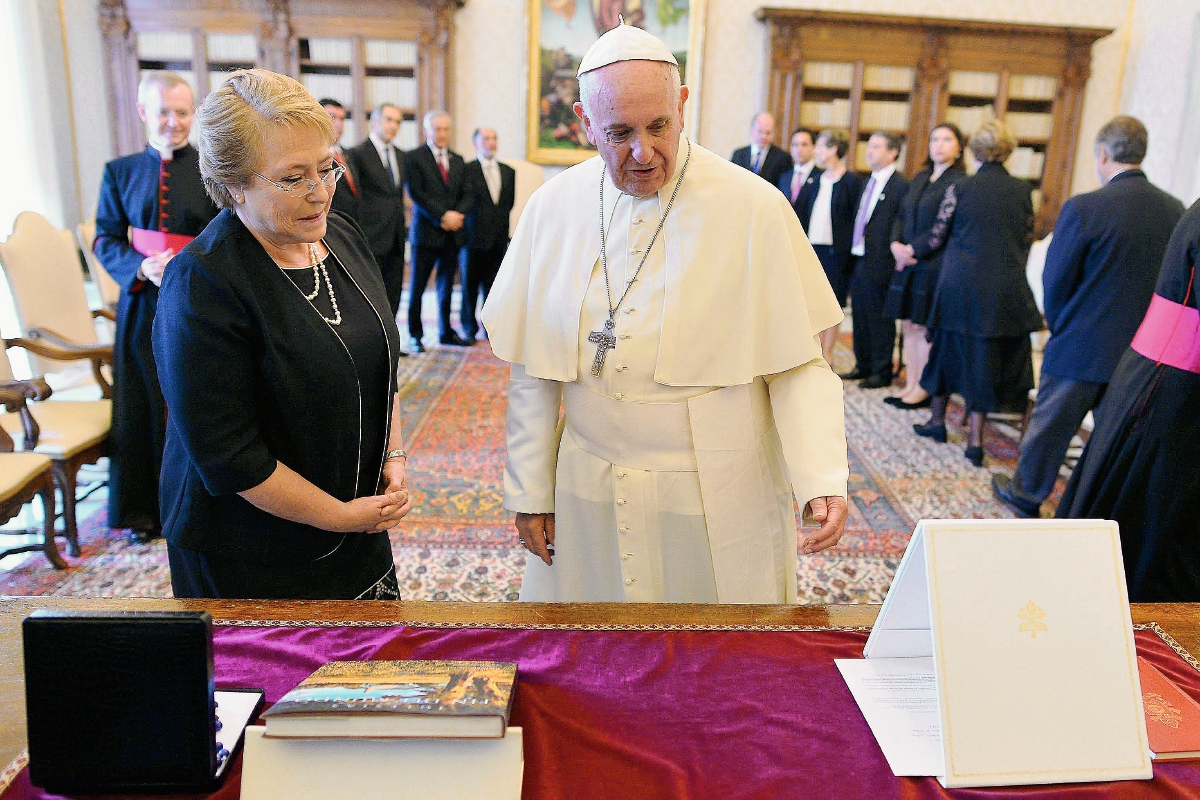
[240,726,524,799]
[844,519,1152,788]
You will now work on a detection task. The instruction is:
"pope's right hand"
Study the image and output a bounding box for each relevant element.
[515,512,555,566]
[339,490,411,533]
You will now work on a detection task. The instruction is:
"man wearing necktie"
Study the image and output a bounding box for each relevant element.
[320,98,361,221]
[345,103,409,322]
[844,131,909,388]
[461,127,516,342]
[731,112,792,188]
[405,110,473,350]
[778,127,822,232]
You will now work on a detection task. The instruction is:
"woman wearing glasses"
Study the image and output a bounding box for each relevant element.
[153,70,411,599]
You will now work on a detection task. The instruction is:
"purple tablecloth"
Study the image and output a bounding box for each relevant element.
[6,623,1200,799]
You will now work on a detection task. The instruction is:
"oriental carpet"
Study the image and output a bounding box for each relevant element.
[0,339,1063,602]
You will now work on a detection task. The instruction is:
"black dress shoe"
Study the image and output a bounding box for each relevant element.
[838,369,867,380]
[893,396,932,410]
[912,421,947,443]
[964,445,984,468]
[992,474,1040,517]
[439,332,472,347]
[127,526,161,545]
[883,396,904,406]
[409,337,426,353]
[859,374,892,390]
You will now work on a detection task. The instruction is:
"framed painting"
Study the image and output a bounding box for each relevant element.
[526,0,707,165]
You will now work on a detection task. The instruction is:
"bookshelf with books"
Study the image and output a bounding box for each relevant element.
[759,9,1113,236]
[99,0,463,157]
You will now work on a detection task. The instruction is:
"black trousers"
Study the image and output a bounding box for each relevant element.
[850,259,896,378]
[373,246,406,319]
[408,243,459,340]
[109,287,166,530]
[460,242,506,338]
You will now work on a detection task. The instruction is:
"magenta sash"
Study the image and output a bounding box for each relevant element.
[130,227,195,257]
[1131,293,1200,374]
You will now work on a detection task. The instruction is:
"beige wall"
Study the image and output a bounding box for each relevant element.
[30,0,1200,232]
[452,0,1200,204]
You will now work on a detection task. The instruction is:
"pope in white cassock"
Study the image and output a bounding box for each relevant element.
[480,23,850,604]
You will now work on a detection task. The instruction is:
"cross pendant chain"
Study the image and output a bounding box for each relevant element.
[588,318,617,377]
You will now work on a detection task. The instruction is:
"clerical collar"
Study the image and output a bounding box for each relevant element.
[148,142,189,162]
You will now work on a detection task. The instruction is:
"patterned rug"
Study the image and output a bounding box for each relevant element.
[0,339,1058,603]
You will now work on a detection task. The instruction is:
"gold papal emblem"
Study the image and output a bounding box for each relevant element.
[1143,692,1183,729]
[1018,601,1048,638]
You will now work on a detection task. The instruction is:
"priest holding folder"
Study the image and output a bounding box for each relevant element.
[482,23,849,604]
[94,71,218,542]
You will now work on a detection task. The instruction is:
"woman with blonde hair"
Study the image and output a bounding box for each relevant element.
[913,120,1042,467]
[154,69,412,598]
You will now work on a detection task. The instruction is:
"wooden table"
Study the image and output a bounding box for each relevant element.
[2,598,1198,778]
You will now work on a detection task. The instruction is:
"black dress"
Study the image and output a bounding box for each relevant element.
[154,211,403,600]
[884,165,966,326]
[94,144,218,530]
[1056,201,1200,602]
[921,163,1042,412]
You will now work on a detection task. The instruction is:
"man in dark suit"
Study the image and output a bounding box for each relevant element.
[845,132,910,387]
[778,127,822,231]
[461,127,516,342]
[345,103,408,320]
[731,112,792,188]
[320,98,360,221]
[994,116,1185,516]
[406,110,473,350]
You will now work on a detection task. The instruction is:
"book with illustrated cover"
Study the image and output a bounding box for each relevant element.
[1137,656,1200,760]
[261,660,517,739]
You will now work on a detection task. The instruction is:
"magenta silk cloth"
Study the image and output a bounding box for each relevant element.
[6,626,1200,799]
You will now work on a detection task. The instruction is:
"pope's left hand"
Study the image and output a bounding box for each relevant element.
[802,496,849,555]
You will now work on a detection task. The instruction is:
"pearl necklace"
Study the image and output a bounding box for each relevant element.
[301,243,342,326]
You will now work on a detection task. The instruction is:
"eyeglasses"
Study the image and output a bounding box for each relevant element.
[253,163,345,196]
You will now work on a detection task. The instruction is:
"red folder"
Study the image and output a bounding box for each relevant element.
[1138,655,1200,760]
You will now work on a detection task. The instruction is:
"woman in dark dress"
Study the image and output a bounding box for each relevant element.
[1057,201,1200,601]
[154,69,412,599]
[884,122,967,408]
[914,120,1042,467]
[805,128,864,365]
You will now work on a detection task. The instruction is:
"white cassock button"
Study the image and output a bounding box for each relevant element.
[632,218,643,225]
[614,392,625,400]
[619,524,630,533]
[619,333,632,340]
[630,248,641,255]
[616,471,627,479]
[617,499,627,506]
[624,578,635,585]
[625,308,636,314]
[616,365,628,372]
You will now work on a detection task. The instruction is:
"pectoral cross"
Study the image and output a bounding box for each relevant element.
[588,318,617,377]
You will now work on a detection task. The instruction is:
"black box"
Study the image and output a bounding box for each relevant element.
[22,610,222,794]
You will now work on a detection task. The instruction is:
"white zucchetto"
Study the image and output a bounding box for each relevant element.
[576,22,679,77]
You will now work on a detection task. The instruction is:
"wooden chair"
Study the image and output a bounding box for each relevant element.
[0,211,115,394]
[0,366,64,569]
[0,213,116,547]
[76,220,121,311]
